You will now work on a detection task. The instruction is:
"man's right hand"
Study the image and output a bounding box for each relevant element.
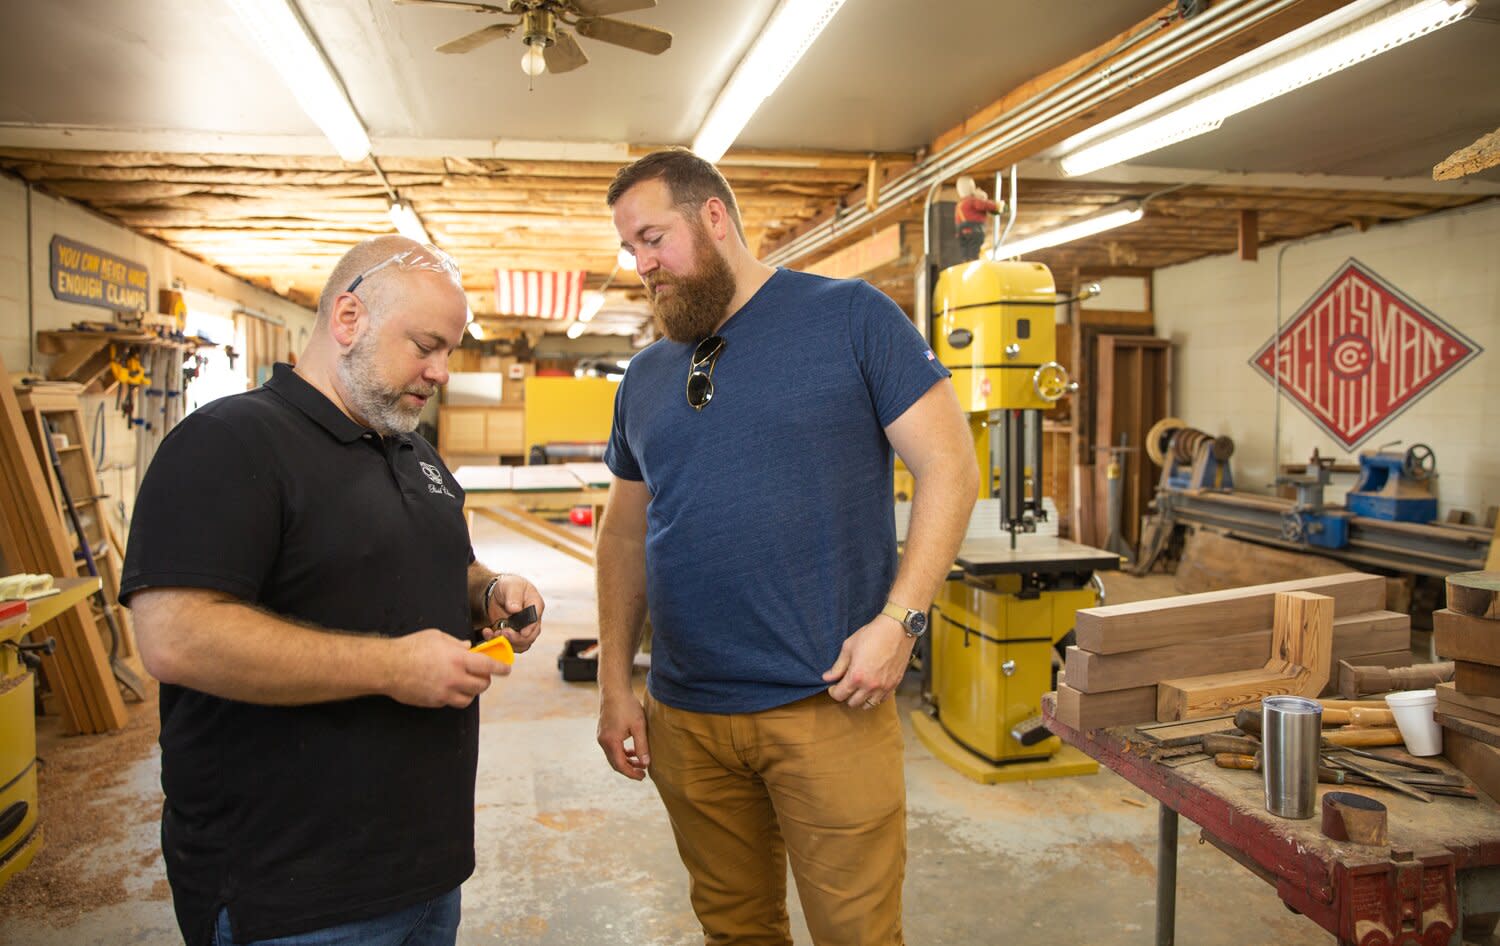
[388,628,507,709]
[597,689,650,780]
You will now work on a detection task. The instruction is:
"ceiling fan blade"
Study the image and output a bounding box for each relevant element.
[436,22,516,54]
[544,31,589,73]
[574,16,671,55]
[569,0,656,16]
[395,0,514,13]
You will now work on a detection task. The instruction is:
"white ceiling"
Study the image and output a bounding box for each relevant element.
[0,0,1495,325]
[0,1,1163,151]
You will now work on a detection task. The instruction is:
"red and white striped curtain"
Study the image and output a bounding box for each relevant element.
[494,269,586,320]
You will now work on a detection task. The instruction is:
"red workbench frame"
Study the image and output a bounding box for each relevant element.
[1043,696,1500,946]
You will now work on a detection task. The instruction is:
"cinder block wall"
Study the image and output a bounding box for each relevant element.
[0,174,316,537]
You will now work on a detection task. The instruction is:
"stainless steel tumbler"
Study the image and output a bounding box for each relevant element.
[1262,696,1322,819]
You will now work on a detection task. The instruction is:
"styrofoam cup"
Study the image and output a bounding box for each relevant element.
[1384,689,1442,756]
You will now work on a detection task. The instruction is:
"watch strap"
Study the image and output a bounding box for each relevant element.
[881,601,911,625]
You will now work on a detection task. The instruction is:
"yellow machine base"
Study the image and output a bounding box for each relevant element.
[0,827,41,890]
[912,712,1098,784]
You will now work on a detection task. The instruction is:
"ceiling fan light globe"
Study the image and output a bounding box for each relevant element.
[521,44,548,75]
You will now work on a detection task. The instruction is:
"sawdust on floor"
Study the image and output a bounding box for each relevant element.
[0,679,164,922]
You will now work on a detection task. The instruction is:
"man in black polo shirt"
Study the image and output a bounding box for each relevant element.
[121,236,544,946]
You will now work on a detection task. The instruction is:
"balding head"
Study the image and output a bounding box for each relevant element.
[318,235,444,328]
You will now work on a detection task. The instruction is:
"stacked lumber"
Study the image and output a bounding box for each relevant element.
[1436,572,1500,800]
[1054,573,1401,730]
[0,353,126,733]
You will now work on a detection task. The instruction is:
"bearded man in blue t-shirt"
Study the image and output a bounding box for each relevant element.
[595,148,979,946]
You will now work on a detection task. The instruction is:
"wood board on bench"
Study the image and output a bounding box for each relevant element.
[1065,609,1408,693]
[1074,572,1383,655]
[1433,608,1500,667]
[1157,591,1334,721]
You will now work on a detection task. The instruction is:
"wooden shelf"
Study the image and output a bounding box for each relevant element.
[35,328,210,394]
[7,576,101,640]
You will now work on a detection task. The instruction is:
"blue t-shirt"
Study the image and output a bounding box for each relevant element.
[604,268,950,713]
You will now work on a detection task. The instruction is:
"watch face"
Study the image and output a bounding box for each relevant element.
[907,611,928,635]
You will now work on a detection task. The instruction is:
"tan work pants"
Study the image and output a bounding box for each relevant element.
[645,691,907,946]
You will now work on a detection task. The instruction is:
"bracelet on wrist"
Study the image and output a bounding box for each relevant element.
[482,575,502,620]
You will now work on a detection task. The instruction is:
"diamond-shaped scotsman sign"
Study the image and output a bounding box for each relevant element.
[1249,258,1481,452]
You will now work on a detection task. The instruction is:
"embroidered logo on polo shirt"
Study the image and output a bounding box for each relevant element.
[420,461,456,499]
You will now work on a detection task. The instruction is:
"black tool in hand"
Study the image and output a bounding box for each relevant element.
[493,604,539,632]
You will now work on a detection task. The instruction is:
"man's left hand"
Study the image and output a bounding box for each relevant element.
[822,616,915,710]
[483,574,545,654]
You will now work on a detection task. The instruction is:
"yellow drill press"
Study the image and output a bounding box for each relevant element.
[910,257,1119,783]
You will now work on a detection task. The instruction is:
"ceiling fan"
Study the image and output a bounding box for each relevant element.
[396,0,672,76]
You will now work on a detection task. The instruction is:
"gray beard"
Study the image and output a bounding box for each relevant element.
[337,329,427,436]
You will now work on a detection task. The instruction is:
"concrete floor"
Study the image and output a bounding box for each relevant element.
[0,517,1340,946]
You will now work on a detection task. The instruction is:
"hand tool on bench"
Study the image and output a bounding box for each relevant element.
[1234,707,1403,746]
[1323,752,1433,802]
[1337,744,1448,775]
[1214,753,1474,797]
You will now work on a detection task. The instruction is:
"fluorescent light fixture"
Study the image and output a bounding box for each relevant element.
[223,0,371,162]
[1059,0,1476,177]
[617,248,637,272]
[691,0,849,163]
[577,290,607,324]
[388,202,432,244]
[993,203,1144,260]
[566,321,587,339]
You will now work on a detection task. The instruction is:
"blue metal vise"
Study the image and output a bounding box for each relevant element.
[1346,444,1438,523]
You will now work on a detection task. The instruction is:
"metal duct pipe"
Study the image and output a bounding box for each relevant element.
[763,0,1298,267]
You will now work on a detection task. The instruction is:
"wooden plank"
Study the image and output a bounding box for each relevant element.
[1456,661,1500,698]
[1157,591,1333,721]
[1237,209,1258,261]
[1134,715,1236,746]
[1065,610,1408,693]
[1436,680,1500,718]
[1432,126,1500,181]
[0,357,126,732]
[1442,728,1500,802]
[1075,572,1383,655]
[1435,712,1500,751]
[1446,571,1500,620]
[1050,683,1157,731]
[1433,608,1500,667]
[1434,695,1500,731]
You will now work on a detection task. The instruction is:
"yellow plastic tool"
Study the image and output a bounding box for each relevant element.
[471,634,515,665]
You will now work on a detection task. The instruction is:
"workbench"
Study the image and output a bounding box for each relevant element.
[453,463,610,564]
[1044,696,1500,946]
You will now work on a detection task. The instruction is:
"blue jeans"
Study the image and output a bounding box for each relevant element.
[213,888,461,946]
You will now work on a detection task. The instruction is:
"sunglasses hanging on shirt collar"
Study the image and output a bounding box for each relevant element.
[686,335,725,411]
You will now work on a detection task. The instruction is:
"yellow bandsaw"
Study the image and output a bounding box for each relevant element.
[910,258,1118,783]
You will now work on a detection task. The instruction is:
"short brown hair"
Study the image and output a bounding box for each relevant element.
[606,148,745,242]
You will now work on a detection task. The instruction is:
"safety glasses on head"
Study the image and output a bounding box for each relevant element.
[346,244,461,294]
[686,335,725,411]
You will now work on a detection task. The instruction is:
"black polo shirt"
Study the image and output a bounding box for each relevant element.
[121,363,477,946]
